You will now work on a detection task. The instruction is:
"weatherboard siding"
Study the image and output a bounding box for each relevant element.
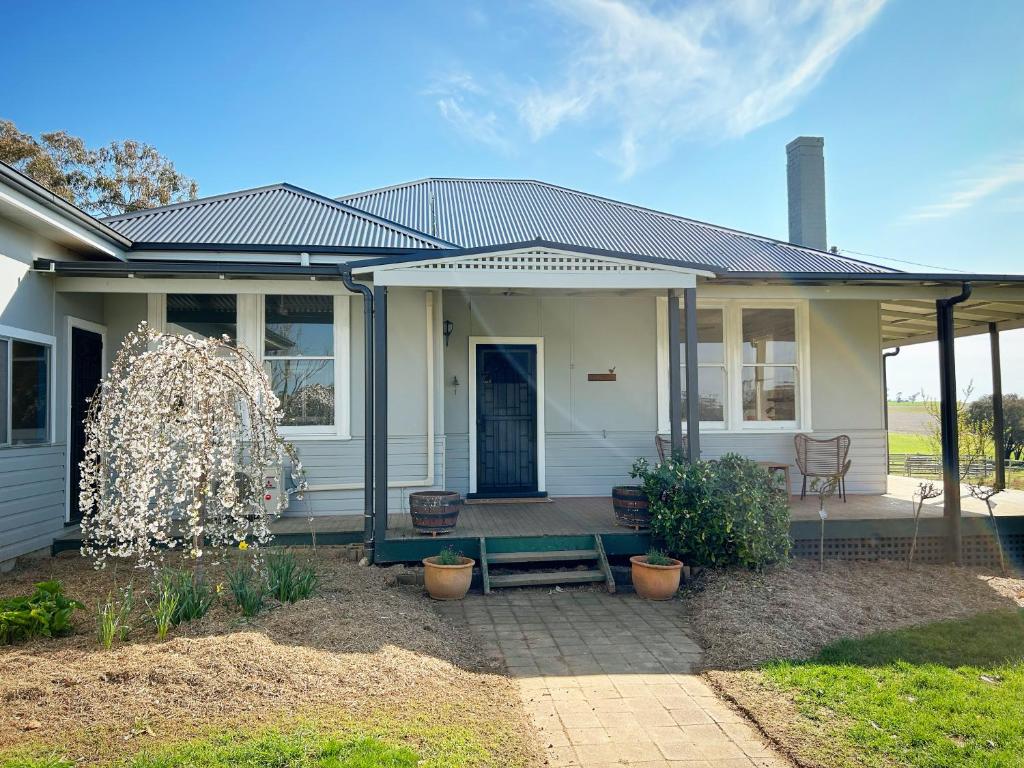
[0,444,66,562]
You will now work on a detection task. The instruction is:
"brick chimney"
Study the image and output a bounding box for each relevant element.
[786,136,827,251]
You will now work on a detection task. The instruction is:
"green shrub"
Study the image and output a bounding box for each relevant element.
[0,581,83,644]
[265,551,317,603]
[632,453,790,569]
[227,564,265,617]
[97,586,134,649]
[644,548,675,566]
[434,546,462,566]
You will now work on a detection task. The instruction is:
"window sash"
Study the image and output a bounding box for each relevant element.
[261,294,341,434]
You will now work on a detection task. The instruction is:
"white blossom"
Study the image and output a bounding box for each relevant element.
[79,323,307,572]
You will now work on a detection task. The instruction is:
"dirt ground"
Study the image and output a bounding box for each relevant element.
[0,547,543,767]
[685,558,1024,671]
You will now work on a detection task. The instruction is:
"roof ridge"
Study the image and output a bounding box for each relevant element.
[277,183,455,248]
[101,183,292,222]
[339,177,895,272]
[105,181,452,249]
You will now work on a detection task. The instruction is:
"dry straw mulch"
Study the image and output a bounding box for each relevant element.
[0,548,542,767]
[686,559,1024,671]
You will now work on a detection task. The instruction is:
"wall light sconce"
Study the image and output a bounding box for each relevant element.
[443,319,454,347]
[451,375,460,394]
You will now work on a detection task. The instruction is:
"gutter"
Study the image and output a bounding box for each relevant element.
[0,162,132,251]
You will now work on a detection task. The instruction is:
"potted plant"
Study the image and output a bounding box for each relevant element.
[422,546,475,600]
[630,548,683,600]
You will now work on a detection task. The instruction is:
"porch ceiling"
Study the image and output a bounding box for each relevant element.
[881,297,1024,347]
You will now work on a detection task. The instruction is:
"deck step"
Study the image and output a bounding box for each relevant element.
[486,549,598,564]
[488,569,608,587]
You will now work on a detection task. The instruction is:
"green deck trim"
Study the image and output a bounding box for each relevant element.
[374,531,651,564]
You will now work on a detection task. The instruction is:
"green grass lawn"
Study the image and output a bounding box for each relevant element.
[2,717,502,768]
[763,609,1024,768]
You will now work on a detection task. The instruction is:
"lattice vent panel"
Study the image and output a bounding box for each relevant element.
[418,252,659,273]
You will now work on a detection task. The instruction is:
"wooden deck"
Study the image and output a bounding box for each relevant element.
[52,476,1024,561]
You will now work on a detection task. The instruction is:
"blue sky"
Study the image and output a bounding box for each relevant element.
[2,0,1022,399]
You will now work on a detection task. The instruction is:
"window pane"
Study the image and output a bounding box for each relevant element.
[679,309,724,364]
[742,366,796,421]
[167,294,237,342]
[681,366,725,422]
[0,340,8,443]
[11,341,48,444]
[267,359,335,426]
[742,308,796,364]
[265,296,333,357]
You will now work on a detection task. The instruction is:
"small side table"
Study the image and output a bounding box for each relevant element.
[758,462,792,495]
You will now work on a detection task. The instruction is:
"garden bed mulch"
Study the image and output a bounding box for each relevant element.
[685,559,1024,768]
[0,547,543,767]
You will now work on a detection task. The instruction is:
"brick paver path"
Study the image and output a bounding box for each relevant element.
[436,590,788,768]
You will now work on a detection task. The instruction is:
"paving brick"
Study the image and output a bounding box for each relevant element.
[445,590,788,768]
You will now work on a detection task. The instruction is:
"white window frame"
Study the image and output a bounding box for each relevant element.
[657,298,811,433]
[0,323,56,448]
[154,289,351,440]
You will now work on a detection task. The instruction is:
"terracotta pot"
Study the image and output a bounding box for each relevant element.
[630,555,683,600]
[422,556,475,600]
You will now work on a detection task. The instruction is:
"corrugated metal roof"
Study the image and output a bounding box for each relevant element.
[338,178,895,274]
[103,183,447,250]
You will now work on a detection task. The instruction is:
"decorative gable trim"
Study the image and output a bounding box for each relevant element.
[354,242,716,289]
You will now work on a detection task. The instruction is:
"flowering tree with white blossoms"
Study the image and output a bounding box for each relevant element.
[80,322,306,573]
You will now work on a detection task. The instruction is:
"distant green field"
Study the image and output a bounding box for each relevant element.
[888,432,934,454]
[886,400,936,410]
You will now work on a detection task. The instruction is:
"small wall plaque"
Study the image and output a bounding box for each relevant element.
[588,372,617,382]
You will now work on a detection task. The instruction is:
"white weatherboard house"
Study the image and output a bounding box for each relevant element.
[2,137,1023,568]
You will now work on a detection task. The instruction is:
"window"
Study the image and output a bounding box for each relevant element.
[264,295,335,429]
[741,308,798,423]
[679,308,726,424]
[0,336,50,445]
[660,301,806,432]
[166,294,237,343]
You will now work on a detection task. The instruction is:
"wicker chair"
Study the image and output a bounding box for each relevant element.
[794,434,852,501]
[655,434,689,463]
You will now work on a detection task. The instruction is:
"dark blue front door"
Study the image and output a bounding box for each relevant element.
[476,344,537,496]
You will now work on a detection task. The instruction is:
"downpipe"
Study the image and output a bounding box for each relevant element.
[339,265,375,562]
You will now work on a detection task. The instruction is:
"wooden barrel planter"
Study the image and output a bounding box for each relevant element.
[409,491,462,536]
[612,485,651,530]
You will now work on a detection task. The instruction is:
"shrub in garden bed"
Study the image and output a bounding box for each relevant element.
[1,581,83,644]
[631,453,790,569]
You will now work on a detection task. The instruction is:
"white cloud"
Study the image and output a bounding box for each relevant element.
[427,73,513,153]
[432,0,886,176]
[907,153,1024,220]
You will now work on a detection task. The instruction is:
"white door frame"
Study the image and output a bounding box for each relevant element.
[65,317,107,524]
[468,336,545,495]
